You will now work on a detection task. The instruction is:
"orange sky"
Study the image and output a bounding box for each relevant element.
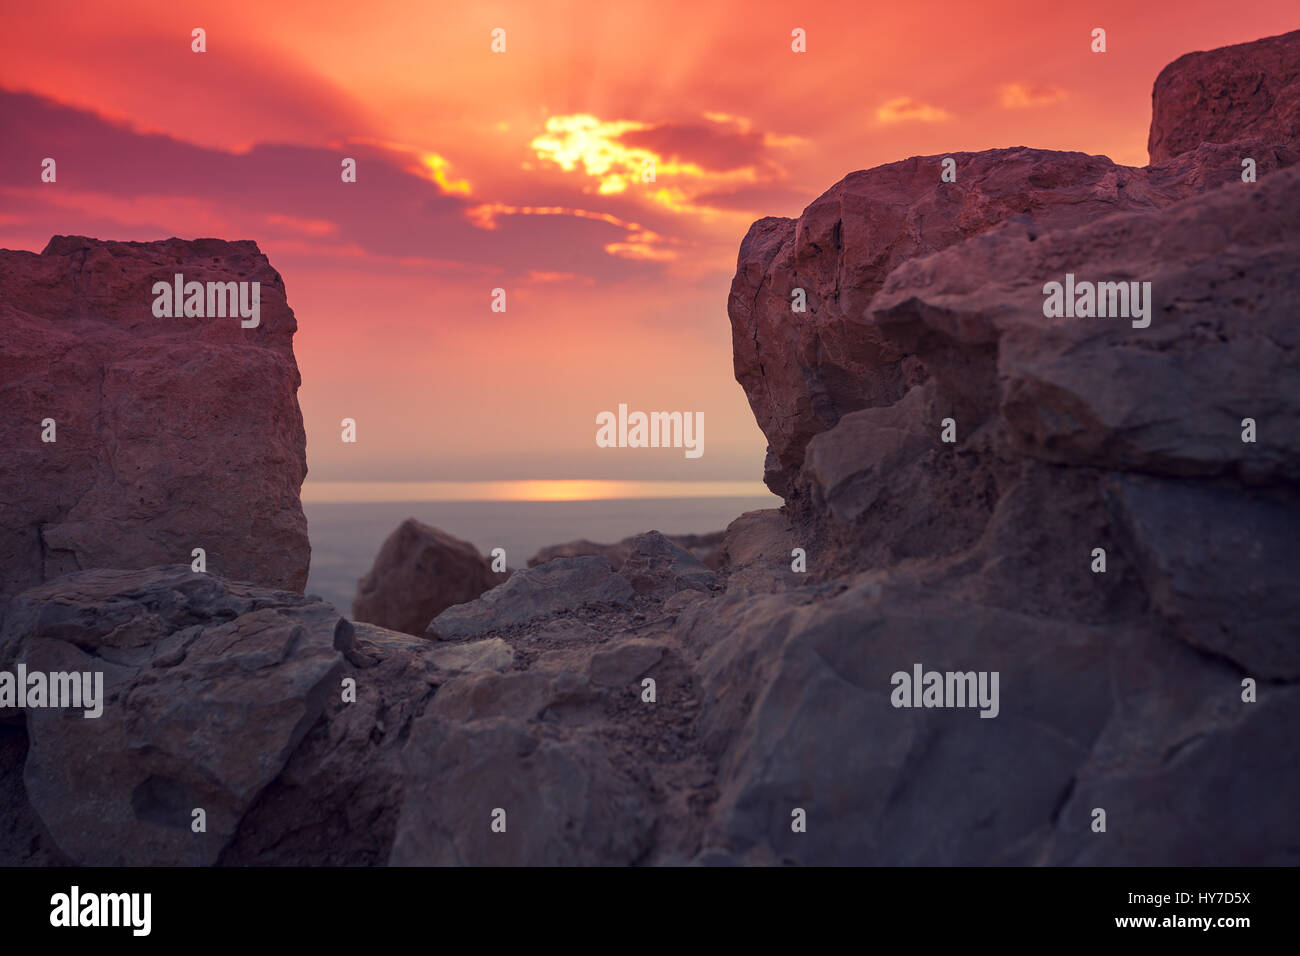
[2,0,1295,485]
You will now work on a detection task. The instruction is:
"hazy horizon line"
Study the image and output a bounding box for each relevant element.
[302,479,777,503]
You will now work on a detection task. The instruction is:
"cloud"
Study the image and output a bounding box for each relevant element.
[344,137,472,194]
[0,89,677,280]
[465,202,676,261]
[1000,83,1068,109]
[876,96,951,124]
[617,121,766,172]
[528,111,800,218]
[0,28,375,154]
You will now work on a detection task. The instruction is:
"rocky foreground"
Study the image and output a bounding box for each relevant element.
[2,30,1298,865]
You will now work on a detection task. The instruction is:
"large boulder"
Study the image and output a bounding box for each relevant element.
[0,566,344,865]
[868,163,1300,483]
[0,236,310,598]
[730,29,1300,498]
[352,519,500,636]
[674,574,1300,865]
[0,566,504,867]
[1148,29,1300,163]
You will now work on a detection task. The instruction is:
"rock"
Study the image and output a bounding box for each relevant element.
[0,723,68,865]
[425,638,515,676]
[0,566,344,865]
[802,385,932,524]
[389,718,653,866]
[0,237,309,599]
[220,617,437,866]
[527,619,605,644]
[427,556,633,640]
[589,639,666,687]
[870,163,1300,484]
[427,669,597,723]
[682,574,1296,865]
[1105,477,1300,679]
[1148,29,1300,163]
[527,530,726,571]
[663,531,728,570]
[616,531,716,597]
[729,150,1148,496]
[730,32,1300,499]
[1047,685,1300,865]
[929,459,1147,627]
[352,519,499,636]
[527,539,631,569]
[716,510,802,592]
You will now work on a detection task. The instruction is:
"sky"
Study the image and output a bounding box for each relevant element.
[1,0,1295,492]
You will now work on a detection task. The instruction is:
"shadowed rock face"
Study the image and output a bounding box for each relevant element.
[0,567,344,866]
[730,29,1300,499]
[0,236,310,598]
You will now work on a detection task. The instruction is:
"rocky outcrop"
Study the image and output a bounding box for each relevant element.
[0,566,520,866]
[1148,28,1300,163]
[674,573,1300,865]
[528,530,726,571]
[0,236,310,599]
[393,531,719,866]
[428,555,635,640]
[730,30,1300,497]
[352,519,501,636]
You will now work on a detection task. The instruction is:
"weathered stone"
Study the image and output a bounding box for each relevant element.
[801,385,932,524]
[0,237,309,599]
[528,530,726,571]
[220,618,437,866]
[1148,29,1300,163]
[716,510,802,592]
[425,637,515,676]
[427,556,633,640]
[0,566,342,865]
[427,669,596,723]
[389,718,653,866]
[685,574,1291,864]
[617,531,715,597]
[589,639,666,687]
[731,31,1300,498]
[527,539,631,569]
[871,164,1300,483]
[352,519,499,636]
[1105,476,1300,679]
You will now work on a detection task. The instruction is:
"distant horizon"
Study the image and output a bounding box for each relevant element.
[302,478,778,503]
